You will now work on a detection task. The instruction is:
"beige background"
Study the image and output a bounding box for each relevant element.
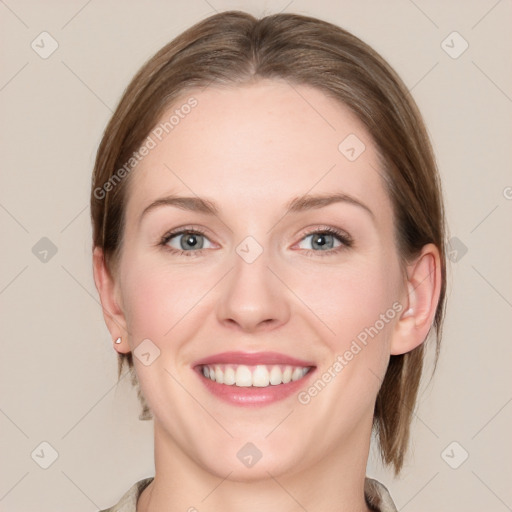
[1,1,511,510]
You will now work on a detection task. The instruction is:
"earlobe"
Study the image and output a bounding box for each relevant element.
[390,243,442,355]
[92,247,131,354]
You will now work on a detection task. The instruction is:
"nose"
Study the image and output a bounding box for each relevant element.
[216,245,291,334]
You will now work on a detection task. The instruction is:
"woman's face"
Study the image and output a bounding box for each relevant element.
[111,79,408,479]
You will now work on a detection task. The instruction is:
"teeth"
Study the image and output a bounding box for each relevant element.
[215,365,224,384]
[291,367,304,381]
[269,366,282,385]
[200,364,311,387]
[253,365,270,387]
[224,366,236,385]
[235,365,252,387]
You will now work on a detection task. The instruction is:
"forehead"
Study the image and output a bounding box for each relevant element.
[126,79,392,221]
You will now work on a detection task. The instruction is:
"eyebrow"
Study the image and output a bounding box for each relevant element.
[139,192,374,223]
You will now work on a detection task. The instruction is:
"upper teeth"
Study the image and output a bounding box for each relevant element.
[201,364,310,387]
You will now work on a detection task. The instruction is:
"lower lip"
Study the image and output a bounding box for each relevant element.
[196,368,316,406]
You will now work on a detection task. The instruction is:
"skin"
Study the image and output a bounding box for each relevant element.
[93,79,441,512]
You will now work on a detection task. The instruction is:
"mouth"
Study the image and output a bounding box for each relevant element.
[199,363,313,387]
[193,351,316,406]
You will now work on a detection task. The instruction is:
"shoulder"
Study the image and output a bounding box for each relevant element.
[364,477,398,512]
[98,477,154,512]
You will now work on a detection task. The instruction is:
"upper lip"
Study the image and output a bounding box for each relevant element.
[193,351,315,368]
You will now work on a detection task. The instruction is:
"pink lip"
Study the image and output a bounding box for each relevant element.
[192,351,315,367]
[192,351,316,407]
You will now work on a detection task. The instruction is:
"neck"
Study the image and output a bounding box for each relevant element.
[138,418,373,512]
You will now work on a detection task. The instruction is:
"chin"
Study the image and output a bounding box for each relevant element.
[196,438,308,483]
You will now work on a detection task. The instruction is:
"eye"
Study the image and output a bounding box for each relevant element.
[296,228,352,254]
[159,226,352,257]
[161,229,214,254]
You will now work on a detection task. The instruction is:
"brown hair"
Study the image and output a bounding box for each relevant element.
[91,10,447,474]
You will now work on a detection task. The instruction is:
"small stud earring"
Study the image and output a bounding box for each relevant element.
[114,337,122,344]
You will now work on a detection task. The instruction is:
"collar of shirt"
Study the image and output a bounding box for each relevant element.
[99,476,398,512]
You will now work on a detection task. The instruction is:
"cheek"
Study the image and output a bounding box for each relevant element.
[295,263,401,409]
[119,255,206,343]
[294,260,400,350]
[117,257,208,420]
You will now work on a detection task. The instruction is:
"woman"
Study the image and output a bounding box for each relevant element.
[91,10,446,512]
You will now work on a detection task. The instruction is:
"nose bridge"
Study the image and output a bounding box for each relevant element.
[216,235,290,332]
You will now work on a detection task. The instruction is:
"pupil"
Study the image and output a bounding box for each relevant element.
[186,235,197,247]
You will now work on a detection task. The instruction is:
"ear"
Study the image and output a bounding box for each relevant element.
[92,247,131,354]
[391,243,442,355]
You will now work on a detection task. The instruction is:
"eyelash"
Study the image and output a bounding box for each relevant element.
[159,226,353,258]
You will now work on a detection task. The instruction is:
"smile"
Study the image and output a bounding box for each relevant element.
[200,364,312,387]
[193,351,316,405]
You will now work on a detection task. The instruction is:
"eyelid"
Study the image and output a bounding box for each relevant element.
[160,226,212,246]
[293,225,353,246]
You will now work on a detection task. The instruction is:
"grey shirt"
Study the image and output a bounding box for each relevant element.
[99,476,397,512]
